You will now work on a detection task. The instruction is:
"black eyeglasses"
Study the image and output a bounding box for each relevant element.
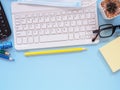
[92,24,120,42]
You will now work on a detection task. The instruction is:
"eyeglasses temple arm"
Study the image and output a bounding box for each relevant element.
[92,33,99,42]
[114,25,120,29]
[92,30,99,42]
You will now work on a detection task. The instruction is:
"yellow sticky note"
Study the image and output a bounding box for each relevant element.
[100,37,120,72]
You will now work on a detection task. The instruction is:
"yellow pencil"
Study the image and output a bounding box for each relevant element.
[24,47,87,56]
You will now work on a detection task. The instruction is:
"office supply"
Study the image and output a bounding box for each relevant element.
[100,36,120,72]
[0,41,12,49]
[12,2,99,50]
[0,50,10,55]
[0,53,14,61]
[24,47,86,56]
[0,2,11,40]
[17,0,81,8]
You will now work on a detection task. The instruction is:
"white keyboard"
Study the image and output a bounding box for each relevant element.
[12,2,99,50]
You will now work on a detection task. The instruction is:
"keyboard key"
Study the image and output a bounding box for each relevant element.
[74,33,80,39]
[15,19,21,25]
[68,27,74,32]
[68,15,73,20]
[16,37,22,44]
[74,27,79,32]
[23,37,27,44]
[16,25,23,31]
[51,29,56,34]
[80,14,85,19]
[88,19,96,24]
[44,29,50,34]
[27,18,32,23]
[71,21,76,26]
[69,33,74,40]
[78,10,83,13]
[16,31,26,37]
[77,20,82,26]
[51,16,55,22]
[53,22,58,28]
[34,36,39,43]
[39,16,44,22]
[33,30,38,35]
[79,32,85,36]
[74,14,79,20]
[41,23,47,29]
[27,30,32,36]
[83,20,88,25]
[62,27,68,33]
[23,25,28,30]
[91,13,96,18]
[35,24,40,29]
[64,21,70,27]
[33,17,38,23]
[86,13,91,18]
[40,34,68,42]
[21,18,26,24]
[80,26,85,31]
[29,24,34,29]
[62,15,67,21]
[58,22,64,27]
[28,36,33,43]
[45,16,50,22]
[47,23,52,28]
[39,29,44,35]
[56,28,62,33]
[56,16,62,21]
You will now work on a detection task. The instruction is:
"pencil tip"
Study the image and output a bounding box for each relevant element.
[83,48,87,50]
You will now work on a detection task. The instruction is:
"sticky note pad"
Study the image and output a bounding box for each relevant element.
[100,37,120,72]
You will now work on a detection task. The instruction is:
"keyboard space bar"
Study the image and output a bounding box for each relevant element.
[40,34,68,43]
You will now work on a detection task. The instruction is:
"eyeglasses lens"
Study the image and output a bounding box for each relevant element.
[99,25,113,38]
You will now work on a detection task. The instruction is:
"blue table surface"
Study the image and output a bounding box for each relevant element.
[0,0,120,90]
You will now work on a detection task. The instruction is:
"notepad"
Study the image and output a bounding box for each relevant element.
[100,37,120,72]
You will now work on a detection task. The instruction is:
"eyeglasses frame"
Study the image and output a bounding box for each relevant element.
[92,24,120,42]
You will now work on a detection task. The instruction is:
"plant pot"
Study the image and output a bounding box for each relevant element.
[99,0,120,20]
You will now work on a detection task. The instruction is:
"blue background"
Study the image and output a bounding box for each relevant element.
[0,0,120,90]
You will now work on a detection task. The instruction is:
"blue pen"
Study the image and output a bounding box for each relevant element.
[0,53,14,61]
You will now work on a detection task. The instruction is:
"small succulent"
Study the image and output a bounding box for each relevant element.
[101,0,120,18]
[106,1,117,14]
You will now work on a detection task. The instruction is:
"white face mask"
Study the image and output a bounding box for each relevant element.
[16,0,81,8]
[17,0,96,8]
